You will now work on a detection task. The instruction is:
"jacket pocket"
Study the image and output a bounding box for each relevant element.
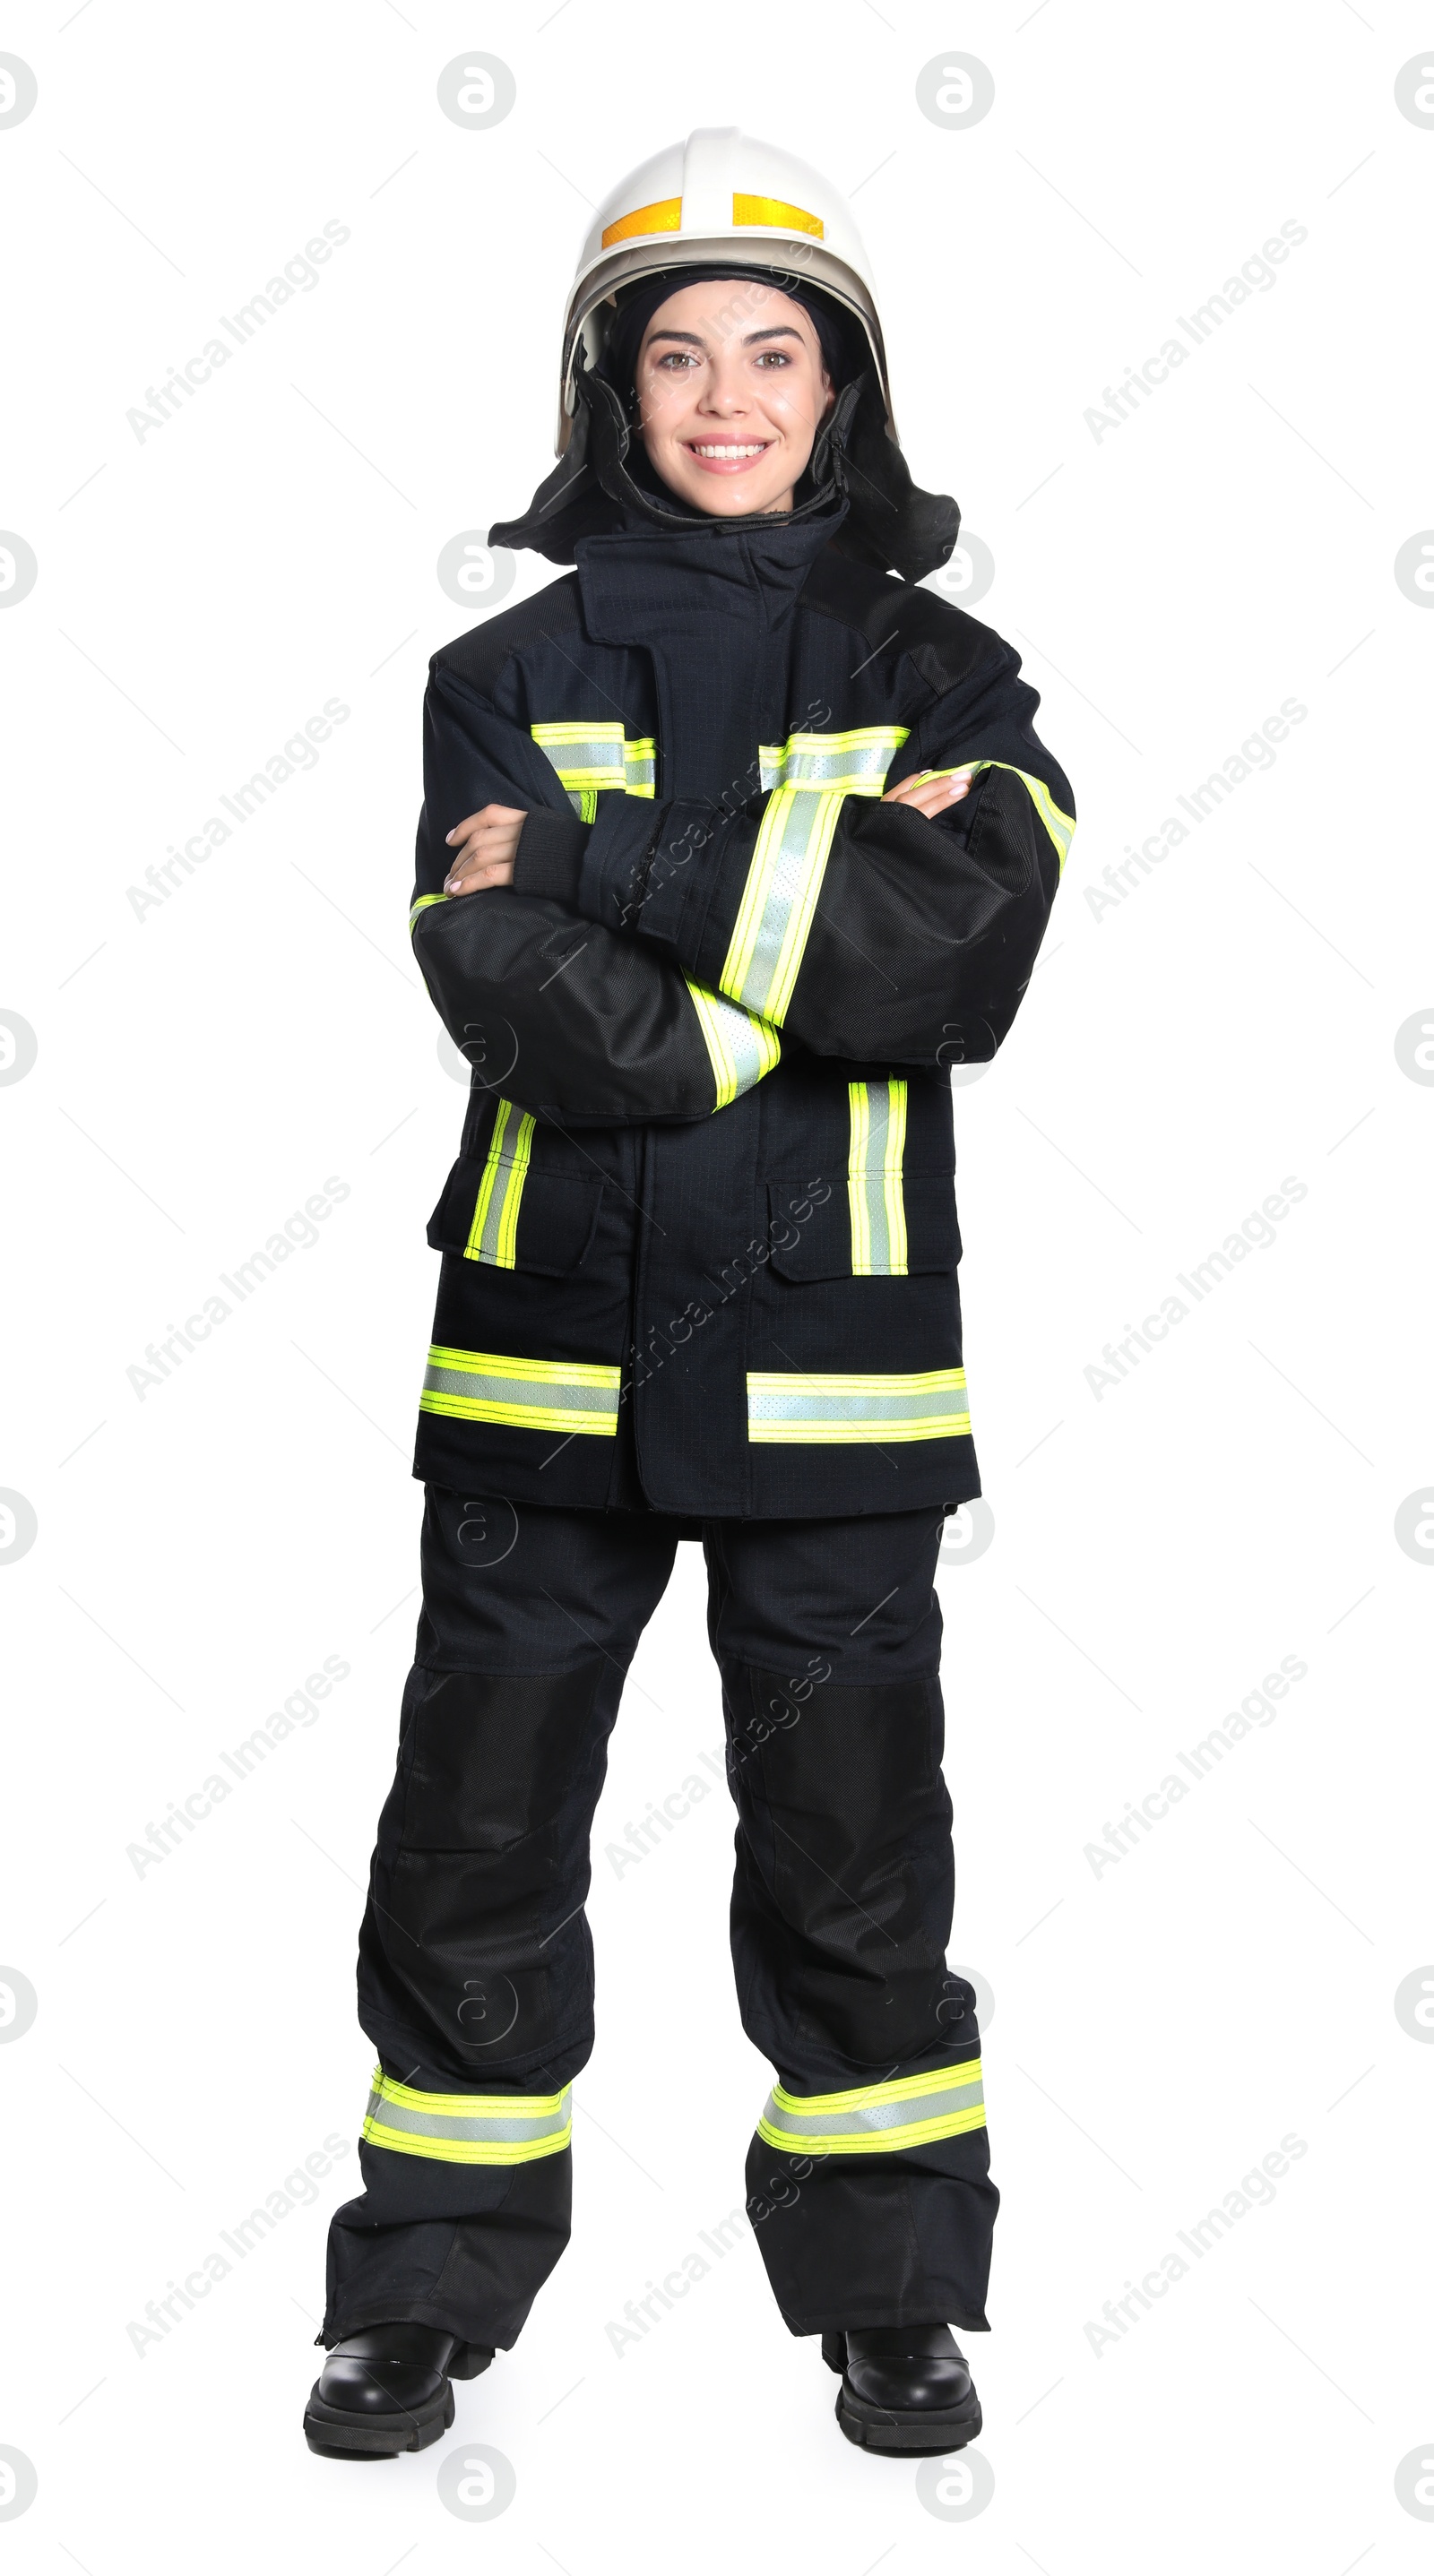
[428,1107,603,1278]
[765,1175,960,1281]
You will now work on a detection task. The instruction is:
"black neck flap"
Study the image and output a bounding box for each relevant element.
[488,355,960,585]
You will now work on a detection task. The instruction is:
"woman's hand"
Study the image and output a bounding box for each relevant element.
[881,767,973,818]
[443,804,527,893]
[438,776,967,896]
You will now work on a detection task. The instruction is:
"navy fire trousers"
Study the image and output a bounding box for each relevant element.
[323,1487,996,2348]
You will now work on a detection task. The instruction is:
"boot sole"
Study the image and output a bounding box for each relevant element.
[835,2385,982,2456]
[303,2378,454,2459]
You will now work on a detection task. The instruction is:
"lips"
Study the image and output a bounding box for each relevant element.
[684,440,773,473]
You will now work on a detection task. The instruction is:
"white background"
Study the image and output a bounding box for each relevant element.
[3,0,1432,2565]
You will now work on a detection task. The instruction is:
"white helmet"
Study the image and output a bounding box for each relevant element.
[557,127,893,452]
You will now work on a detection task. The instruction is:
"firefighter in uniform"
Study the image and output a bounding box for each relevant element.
[306,127,1074,2460]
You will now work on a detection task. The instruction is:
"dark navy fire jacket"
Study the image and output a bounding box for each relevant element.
[408,498,1074,1519]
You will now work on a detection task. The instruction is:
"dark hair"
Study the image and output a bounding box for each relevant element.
[598,264,865,415]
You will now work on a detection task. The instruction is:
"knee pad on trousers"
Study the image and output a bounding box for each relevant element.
[724,1670,955,2069]
[360,1663,607,2077]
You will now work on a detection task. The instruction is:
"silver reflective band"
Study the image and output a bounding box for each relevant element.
[848,1079,908,1276]
[531,721,626,789]
[758,727,911,795]
[747,1366,971,1445]
[363,2068,574,2165]
[531,723,656,808]
[420,1344,622,1437]
[757,2062,985,2155]
[686,978,781,1110]
[465,1098,534,1268]
[719,786,843,1023]
[624,737,656,796]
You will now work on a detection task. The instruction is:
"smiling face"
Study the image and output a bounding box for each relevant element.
[633,277,836,518]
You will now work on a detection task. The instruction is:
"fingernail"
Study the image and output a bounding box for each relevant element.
[948,780,967,797]
[445,829,457,843]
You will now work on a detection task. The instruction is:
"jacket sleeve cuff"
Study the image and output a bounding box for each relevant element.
[511,806,590,905]
[625,798,759,976]
[576,792,668,931]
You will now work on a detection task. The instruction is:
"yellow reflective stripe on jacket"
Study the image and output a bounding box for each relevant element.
[363,2066,574,2166]
[464,1098,535,1268]
[531,720,626,787]
[531,722,656,815]
[410,891,448,933]
[747,1366,970,1445]
[686,979,782,1111]
[624,737,656,797]
[421,1346,621,1436]
[916,760,1076,872]
[719,785,842,1024]
[758,726,910,795]
[756,2062,985,2156]
[848,1080,908,1276]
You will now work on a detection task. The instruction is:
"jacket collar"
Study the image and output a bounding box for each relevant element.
[570,368,857,639]
[574,495,851,642]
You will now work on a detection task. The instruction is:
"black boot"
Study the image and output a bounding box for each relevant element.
[822,2324,982,2456]
[304,2322,493,2459]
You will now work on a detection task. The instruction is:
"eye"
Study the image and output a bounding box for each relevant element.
[755,350,791,367]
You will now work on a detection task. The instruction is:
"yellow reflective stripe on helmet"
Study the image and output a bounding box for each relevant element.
[464,1098,535,1268]
[756,2062,984,2156]
[686,979,782,1110]
[733,192,824,239]
[600,195,682,250]
[363,2066,574,2166]
[421,1346,621,1436]
[915,760,1076,873]
[759,726,910,794]
[747,1366,970,1445]
[848,1080,908,1276]
[410,891,448,933]
[719,785,842,1024]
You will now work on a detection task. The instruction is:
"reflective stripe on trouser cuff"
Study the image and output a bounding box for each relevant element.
[719,785,843,1023]
[686,979,782,1110]
[757,2062,985,2156]
[758,726,910,794]
[848,1079,908,1274]
[917,760,1076,872]
[464,1098,534,1266]
[362,2068,574,2165]
[747,1366,970,1444]
[420,1345,621,1435]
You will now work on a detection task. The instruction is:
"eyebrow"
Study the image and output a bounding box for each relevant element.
[644,324,805,349]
